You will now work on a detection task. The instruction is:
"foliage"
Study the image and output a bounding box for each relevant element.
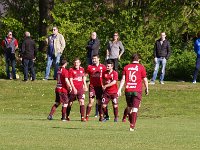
[0,0,200,80]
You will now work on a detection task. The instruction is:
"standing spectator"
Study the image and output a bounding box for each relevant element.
[44,26,66,80]
[21,31,37,81]
[1,31,18,79]
[106,32,125,72]
[102,59,119,122]
[86,32,100,65]
[118,53,148,131]
[85,55,107,122]
[47,59,72,121]
[192,32,200,83]
[149,32,171,85]
[67,58,88,122]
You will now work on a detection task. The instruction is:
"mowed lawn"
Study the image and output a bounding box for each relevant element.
[0,79,200,150]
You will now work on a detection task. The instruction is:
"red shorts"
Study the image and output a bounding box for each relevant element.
[55,92,69,104]
[69,89,85,102]
[89,86,103,100]
[125,91,142,108]
[102,92,118,105]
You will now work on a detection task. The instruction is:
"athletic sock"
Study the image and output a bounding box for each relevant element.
[113,107,118,118]
[98,104,103,118]
[132,112,137,128]
[80,105,85,118]
[62,106,67,119]
[66,106,71,118]
[122,107,128,120]
[102,107,107,116]
[86,106,92,117]
[95,103,98,115]
[104,106,109,117]
[49,104,59,116]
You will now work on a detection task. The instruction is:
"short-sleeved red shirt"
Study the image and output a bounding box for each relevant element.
[102,70,118,94]
[86,64,106,87]
[55,67,69,93]
[69,67,85,90]
[122,63,146,92]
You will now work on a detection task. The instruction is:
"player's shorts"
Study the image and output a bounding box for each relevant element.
[102,92,118,105]
[89,85,103,100]
[55,92,69,104]
[125,91,142,108]
[69,88,85,102]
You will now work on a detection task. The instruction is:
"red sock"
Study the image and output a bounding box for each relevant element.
[98,105,103,117]
[49,104,59,116]
[86,106,92,117]
[62,106,67,119]
[80,105,85,118]
[66,106,71,117]
[132,112,137,128]
[123,107,128,119]
[113,107,118,118]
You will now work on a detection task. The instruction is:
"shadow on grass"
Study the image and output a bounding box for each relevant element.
[52,126,108,131]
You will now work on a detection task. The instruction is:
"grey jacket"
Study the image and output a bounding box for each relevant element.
[107,41,124,59]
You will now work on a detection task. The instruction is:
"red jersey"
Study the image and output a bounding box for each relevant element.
[86,64,106,87]
[55,67,69,93]
[122,63,146,92]
[69,67,85,90]
[103,70,118,93]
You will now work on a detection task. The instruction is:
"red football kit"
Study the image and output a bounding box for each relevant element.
[86,64,106,87]
[55,67,69,93]
[122,63,146,92]
[69,67,85,90]
[102,70,118,94]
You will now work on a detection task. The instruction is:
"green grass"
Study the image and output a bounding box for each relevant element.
[0,79,200,150]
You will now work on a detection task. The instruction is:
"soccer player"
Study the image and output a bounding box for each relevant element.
[118,53,149,131]
[102,59,119,122]
[67,58,88,122]
[47,59,72,121]
[85,55,107,121]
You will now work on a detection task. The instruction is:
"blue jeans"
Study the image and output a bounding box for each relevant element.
[23,59,35,80]
[152,57,167,82]
[45,53,61,79]
[5,55,16,79]
[193,57,200,81]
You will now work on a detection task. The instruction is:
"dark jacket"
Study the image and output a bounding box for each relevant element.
[86,37,100,58]
[154,39,171,60]
[21,37,37,59]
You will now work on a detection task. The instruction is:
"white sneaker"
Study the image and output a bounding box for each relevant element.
[149,81,155,85]
[160,81,164,84]
[129,128,135,132]
[192,81,196,84]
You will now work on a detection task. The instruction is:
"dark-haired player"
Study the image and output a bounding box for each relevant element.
[118,53,149,131]
[67,58,88,122]
[102,59,119,122]
[47,59,72,121]
[85,55,107,121]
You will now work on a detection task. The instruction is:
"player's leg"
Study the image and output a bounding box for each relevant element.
[47,92,60,120]
[78,91,86,122]
[66,94,75,121]
[60,92,69,121]
[85,86,95,121]
[112,95,118,122]
[122,107,128,122]
[101,93,110,122]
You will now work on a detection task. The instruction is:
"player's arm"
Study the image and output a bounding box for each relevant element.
[103,80,116,90]
[69,77,77,94]
[117,75,125,96]
[143,77,149,95]
[83,75,88,91]
[65,78,72,93]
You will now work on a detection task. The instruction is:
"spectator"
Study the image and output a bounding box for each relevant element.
[192,32,200,83]
[1,31,18,79]
[149,32,171,85]
[86,32,100,65]
[118,53,148,131]
[44,27,66,80]
[106,32,125,72]
[21,31,37,81]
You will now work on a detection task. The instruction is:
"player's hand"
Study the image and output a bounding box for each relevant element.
[68,86,72,93]
[117,90,121,96]
[73,88,77,95]
[145,89,149,95]
[102,85,106,91]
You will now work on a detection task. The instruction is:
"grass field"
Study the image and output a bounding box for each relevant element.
[0,79,200,150]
